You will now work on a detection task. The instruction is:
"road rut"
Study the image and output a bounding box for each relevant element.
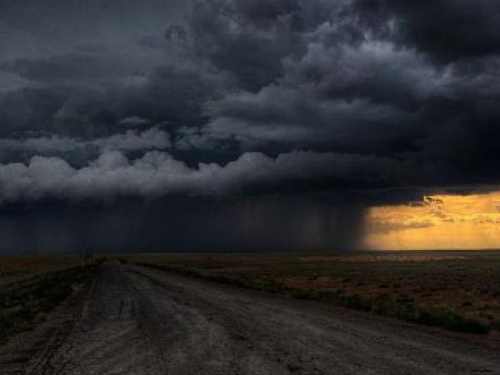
[19,262,500,374]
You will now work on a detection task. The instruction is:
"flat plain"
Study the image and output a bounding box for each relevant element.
[1,252,500,375]
[125,251,500,335]
[0,256,82,288]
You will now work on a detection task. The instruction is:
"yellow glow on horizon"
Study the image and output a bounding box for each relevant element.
[364,191,500,250]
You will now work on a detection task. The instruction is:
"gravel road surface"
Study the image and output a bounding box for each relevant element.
[4,261,500,375]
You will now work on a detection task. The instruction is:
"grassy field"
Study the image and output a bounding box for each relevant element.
[0,256,96,344]
[0,256,85,287]
[124,251,500,335]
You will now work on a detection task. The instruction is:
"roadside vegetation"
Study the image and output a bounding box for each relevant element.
[124,251,500,335]
[0,257,97,344]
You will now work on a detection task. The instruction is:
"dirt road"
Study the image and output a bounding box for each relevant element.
[7,261,500,374]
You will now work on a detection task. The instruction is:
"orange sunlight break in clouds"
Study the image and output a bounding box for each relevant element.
[364,190,500,250]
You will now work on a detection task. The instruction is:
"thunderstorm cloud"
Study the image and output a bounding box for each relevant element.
[0,0,499,202]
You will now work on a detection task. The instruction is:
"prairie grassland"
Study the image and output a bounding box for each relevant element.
[125,251,500,335]
[0,256,95,344]
[0,256,83,288]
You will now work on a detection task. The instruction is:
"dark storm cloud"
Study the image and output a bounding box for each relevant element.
[0,0,500,204]
[1,51,146,83]
[0,150,410,204]
[0,64,223,138]
[0,127,171,165]
[351,0,500,62]
[193,0,500,186]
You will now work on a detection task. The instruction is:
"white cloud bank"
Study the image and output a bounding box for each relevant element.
[0,150,407,204]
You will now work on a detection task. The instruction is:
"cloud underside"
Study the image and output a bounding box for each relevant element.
[0,150,408,203]
[1,0,500,202]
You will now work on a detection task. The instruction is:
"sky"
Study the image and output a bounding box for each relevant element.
[0,0,500,253]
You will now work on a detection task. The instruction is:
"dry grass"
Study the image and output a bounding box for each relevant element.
[123,251,500,335]
[0,256,83,288]
[0,256,96,344]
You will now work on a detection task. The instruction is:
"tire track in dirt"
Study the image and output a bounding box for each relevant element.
[7,261,500,375]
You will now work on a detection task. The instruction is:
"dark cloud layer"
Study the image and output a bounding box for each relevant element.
[0,0,500,204]
[352,0,500,62]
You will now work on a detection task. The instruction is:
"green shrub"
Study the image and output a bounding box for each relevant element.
[418,309,490,334]
[490,320,500,331]
[0,313,13,343]
[340,293,372,312]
